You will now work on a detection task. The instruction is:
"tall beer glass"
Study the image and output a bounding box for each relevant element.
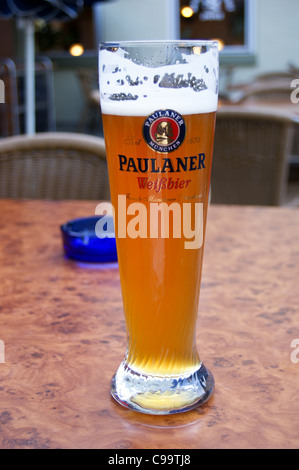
[98,41,218,415]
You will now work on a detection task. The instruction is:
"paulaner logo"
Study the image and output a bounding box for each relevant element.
[143,109,186,153]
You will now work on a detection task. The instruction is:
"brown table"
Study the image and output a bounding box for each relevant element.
[0,199,298,449]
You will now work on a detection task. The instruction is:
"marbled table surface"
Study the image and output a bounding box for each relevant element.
[0,199,298,449]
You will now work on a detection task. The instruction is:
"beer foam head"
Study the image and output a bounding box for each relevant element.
[99,42,218,116]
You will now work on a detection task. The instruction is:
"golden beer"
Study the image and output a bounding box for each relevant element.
[102,112,216,376]
[99,41,218,414]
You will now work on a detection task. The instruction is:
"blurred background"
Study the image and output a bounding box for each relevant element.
[0,0,299,205]
[1,0,298,134]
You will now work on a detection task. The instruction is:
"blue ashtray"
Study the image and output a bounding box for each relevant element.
[60,216,117,263]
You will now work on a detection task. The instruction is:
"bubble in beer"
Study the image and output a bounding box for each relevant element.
[125,75,143,86]
[158,73,207,92]
[109,92,138,101]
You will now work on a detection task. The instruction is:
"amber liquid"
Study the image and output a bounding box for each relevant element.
[102,112,216,376]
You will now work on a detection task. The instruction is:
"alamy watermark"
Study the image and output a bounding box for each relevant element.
[290,339,299,364]
[95,195,203,249]
[0,340,4,363]
[290,79,299,104]
[0,79,4,103]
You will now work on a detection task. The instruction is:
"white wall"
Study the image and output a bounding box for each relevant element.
[258,0,299,70]
[229,0,299,85]
[93,0,180,43]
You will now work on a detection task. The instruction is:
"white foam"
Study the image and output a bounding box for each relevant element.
[99,47,218,116]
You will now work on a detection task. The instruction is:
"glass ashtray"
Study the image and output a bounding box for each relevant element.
[60,216,117,263]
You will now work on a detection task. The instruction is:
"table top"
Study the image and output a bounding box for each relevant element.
[0,199,298,449]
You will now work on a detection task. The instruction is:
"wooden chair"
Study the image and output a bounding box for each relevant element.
[211,107,299,205]
[236,87,295,103]
[0,132,110,200]
[253,71,296,82]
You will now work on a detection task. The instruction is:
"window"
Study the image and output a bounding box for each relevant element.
[35,7,95,55]
[180,0,255,62]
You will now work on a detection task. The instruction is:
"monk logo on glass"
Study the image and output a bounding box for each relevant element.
[95,196,203,250]
[0,340,4,364]
[143,109,186,153]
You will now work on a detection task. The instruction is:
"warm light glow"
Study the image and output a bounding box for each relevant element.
[192,46,201,55]
[212,39,225,51]
[181,6,194,18]
[69,43,84,57]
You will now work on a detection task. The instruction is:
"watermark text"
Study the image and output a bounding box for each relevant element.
[290,339,299,364]
[0,340,5,363]
[95,195,203,249]
[291,79,299,104]
[0,79,5,103]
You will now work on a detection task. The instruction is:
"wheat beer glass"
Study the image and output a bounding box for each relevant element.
[99,41,218,415]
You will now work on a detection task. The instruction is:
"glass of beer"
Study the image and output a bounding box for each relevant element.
[98,41,218,415]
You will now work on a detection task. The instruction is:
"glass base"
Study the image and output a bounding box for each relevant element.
[111,361,214,415]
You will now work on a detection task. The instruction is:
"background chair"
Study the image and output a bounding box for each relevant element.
[0,57,56,136]
[0,132,110,200]
[211,107,299,205]
[252,71,296,82]
[236,87,295,103]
